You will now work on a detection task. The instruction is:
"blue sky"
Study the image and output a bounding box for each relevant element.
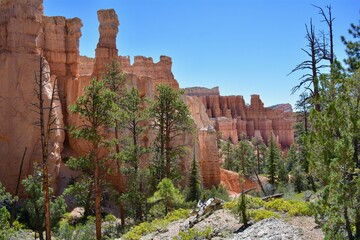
[44,1,359,107]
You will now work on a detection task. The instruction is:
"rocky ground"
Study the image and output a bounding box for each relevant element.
[141,209,324,240]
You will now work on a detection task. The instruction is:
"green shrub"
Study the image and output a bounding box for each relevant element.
[246,195,265,209]
[201,185,229,202]
[104,214,117,222]
[176,226,213,240]
[223,200,237,211]
[56,216,96,240]
[264,198,312,216]
[264,198,292,212]
[223,195,264,214]
[248,209,280,222]
[287,200,312,216]
[122,209,190,240]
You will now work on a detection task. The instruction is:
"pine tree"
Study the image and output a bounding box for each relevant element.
[68,78,116,240]
[186,150,202,202]
[266,135,281,187]
[341,21,360,73]
[102,59,127,225]
[251,137,266,174]
[147,178,184,216]
[119,87,149,221]
[22,167,66,240]
[149,84,193,182]
[309,62,360,239]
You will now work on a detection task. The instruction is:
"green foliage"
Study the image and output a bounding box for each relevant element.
[248,209,280,222]
[223,195,264,214]
[264,198,312,216]
[201,185,229,202]
[341,21,360,73]
[176,226,213,240]
[63,176,94,218]
[0,183,21,239]
[307,62,360,238]
[118,87,150,222]
[22,171,66,235]
[277,159,288,184]
[266,135,281,187]
[238,193,248,224]
[122,209,190,240]
[233,140,256,176]
[104,214,116,223]
[57,216,96,240]
[186,151,202,202]
[222,139,233,170]
[149,84,194,182]
[0,182,17,205]
[291,162,306,193]
[251,137,267,174]
[69,78,116,138]
[147,178,184,216]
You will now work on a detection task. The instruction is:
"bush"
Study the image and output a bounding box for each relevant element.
[176,226,213,240]
[122,209,190,240]
[223,195,264,214]
[248,209,280,222]
[201,185,229,202]
[57,216,97,240]
[104,214,116,222]
[264,198,312,216]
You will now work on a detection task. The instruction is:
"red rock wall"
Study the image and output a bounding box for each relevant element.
[186,88,295,148]
[0,0,64,194]
[220,169,259,196]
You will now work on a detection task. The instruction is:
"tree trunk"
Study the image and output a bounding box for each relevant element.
[165,133,171,179]
[344,206,354,240]
[256,146,260,174]
[11,147,27,227]
[43,163,51,240]
[253,169,267,196]
[38,230,44,240]
[114,124,125,226]
[94,152,102,240]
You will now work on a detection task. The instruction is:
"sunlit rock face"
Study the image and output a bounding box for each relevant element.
[0,0,64,194]
[185,87,295,149]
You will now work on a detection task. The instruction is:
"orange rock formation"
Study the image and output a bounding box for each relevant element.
[186,87,295,148]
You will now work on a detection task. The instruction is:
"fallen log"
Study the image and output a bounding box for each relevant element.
[261,193,284,201]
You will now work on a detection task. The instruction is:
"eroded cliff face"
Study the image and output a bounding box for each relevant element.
[0,0,64,194]
[185,87,295,148]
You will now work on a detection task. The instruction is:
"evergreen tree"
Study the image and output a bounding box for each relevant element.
[102,59,127,225]
[147,178,184,216]
[149,84,193,182]
[341,21,360,73]
[277,158,288,184]
[291,162,306,193]
[233,140,255,176]
[223,138,233,170]
[68,78,116,240]
[251,137,266,174]
[186,150,202,202]
[266,135,281,189]
[22,167,66,240]
[285,144,299,173]
[119,87,149,221]
[309,61,360,239]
